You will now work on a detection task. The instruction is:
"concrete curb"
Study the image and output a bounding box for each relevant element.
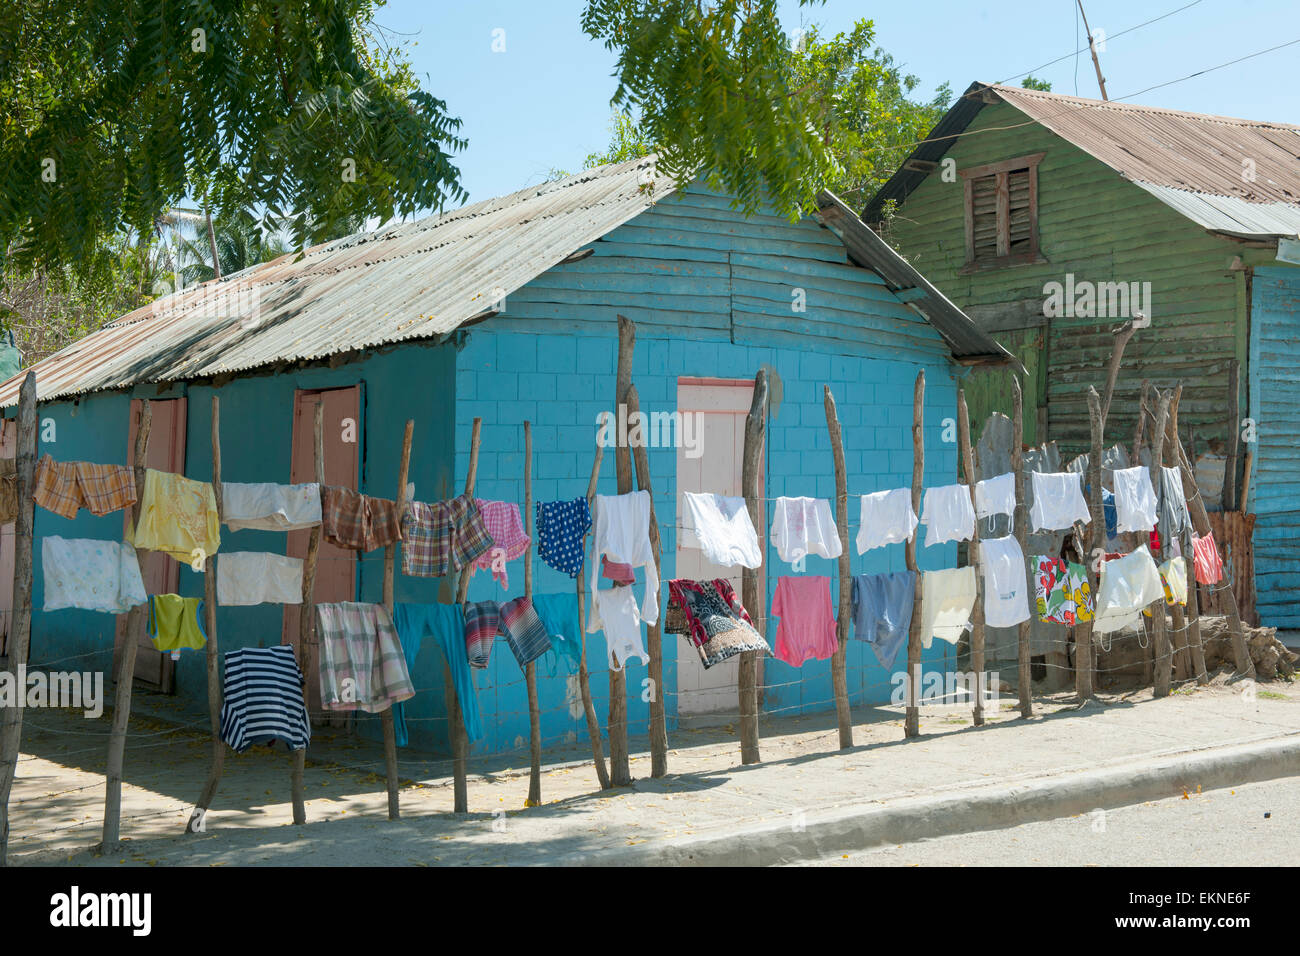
[565,733,1300,866]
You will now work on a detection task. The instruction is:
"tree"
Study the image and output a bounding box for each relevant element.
[584,112,654,169]
[1021,75,1053,91]
[0,0,467,273]
[173,211,292,285]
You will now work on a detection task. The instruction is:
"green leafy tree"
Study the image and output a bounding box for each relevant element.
[583,111,654,169]
[1021,75,1052,91]
[0,0,467,273]
[173,211,292,285]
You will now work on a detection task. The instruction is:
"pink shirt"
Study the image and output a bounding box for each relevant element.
[472,500,531,589]
[771,576,838,667]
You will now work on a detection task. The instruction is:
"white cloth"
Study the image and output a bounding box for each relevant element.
[979,535,1031,628]
[681,492,762,568]
[42,537,147,614]
[974,472,1016,520]
[1112,466,1158,534]
[856,488,918,553]
[222,482,322,532]
[1093,546,1165,634]
[770,496,842,562]
[217,552,304,606]
[1029,471,1091,532]
[920,484,975,547]
[589,586,648,672]
[920,566,977,648]
[588,491,659,628]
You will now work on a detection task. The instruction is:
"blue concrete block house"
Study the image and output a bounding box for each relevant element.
[0,156,1012,756]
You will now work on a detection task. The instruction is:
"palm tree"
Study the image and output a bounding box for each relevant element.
[175,211,291,285]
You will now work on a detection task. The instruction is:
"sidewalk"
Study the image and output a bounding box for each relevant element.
[8,674,1299,866]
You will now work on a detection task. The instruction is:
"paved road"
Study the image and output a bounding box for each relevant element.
[800,777,1300,866]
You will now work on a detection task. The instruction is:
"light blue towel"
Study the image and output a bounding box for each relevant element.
[850,571,917,671]
[532,592,584,678]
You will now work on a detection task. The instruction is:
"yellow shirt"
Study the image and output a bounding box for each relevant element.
[147,594,207,651]
[128,469,221,565]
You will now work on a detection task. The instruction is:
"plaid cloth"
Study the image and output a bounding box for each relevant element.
[667,578,769,670]
[535,497,591,578]
[471,499,531,588]
[315,602,415,713]
[321,486,403,552]
[463,600,500,669]
[401,494,493,577]
[33,454,137,520]
[499,596,552,668]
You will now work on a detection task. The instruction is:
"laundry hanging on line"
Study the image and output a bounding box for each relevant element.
[222,481,322,532]
[147,594,206,652]
[589,490,659,629]
[322,485,403,554]
[1093,546,1165,635]
[850,570,915,671]
[980,535,1031,628]
[680,492,763,568]
[216,552,304,606]
[392,602,483,744]
[315,602,416,714]
[219,645,310,754]
[666,578,769,670]
[1034,555,1093,626]
[856,488,917,553]
[33,454,137,520]
[920,483,975,547]
[771,575,837,667]
[920,566,976,648]
[470,499,530,589]
[1112,466,1159,534]
[42,536,147,614]
[770,496,841,562]
[535,497,591,579]
[588,584,650,672]
[1029,471,1092,532]
[128,468,221,563]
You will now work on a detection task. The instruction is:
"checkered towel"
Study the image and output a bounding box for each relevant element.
[401,494,493,577]
[499,596,552,668]
[471,499,531,589]
[321,486,403,552]
[463,600,500,669]
[33,454,137,520]
[315,602,415,713]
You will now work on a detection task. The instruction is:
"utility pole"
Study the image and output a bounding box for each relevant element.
[1077,0,1109,101]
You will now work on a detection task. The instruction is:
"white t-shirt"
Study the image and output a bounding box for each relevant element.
[1029,471,1091,532]
[979,534,1030,628]
[856,488,918,553]
[770,496,842,562]
[920,483,975,547]
[974,472,1016,519]
[1112,466,1158,534]
[682,492,762,568]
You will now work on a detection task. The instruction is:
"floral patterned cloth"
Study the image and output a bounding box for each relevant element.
[1034,555,1093,626]
[667,578,769,669]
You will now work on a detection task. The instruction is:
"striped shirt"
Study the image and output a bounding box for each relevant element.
[219,646,310,753]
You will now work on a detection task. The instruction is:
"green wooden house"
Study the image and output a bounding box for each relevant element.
[865,82,1300,629]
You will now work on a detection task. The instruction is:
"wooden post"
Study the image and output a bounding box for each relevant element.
[102,399,152,851]
[1161,387,1192,682]
[904,371,925,738]
[823,386,853,749]
[1165,388,1208,684]
[448,417,483,813]
[607,314,635,787]
[1012,376,1032,718]
[523,421,542,806]
[1149,391,1172,697]
[1169,419,1255,680]
[957,390,985,725]
[625,385,667,777]
[1100,320,1136,430]
[291,401,323,825]
[1224,360,1240,513]
[379,420,414,820]
[578,443,611,789]
[1073,387,1103,702]
[0,371,37,866]
[739,369,768,764]
[187,395,225,833]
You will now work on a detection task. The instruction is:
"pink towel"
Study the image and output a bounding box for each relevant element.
[1192,532,1223,585]
[473,500,531,589]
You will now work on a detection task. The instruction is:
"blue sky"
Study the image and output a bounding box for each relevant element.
[380,0,1298,209]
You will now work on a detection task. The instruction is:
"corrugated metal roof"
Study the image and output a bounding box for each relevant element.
[0,155,1011,408]
[865,82,1300,241]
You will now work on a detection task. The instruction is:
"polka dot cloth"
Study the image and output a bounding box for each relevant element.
[535,497,592,579]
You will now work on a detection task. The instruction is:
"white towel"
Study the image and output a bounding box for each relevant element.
[42,537,147,614]
[1112,466,1158,534]
[920,484,976,547]
[223,482,322,532]
[1029,472,1092,532]
[770,496,842,562]
[856,488,918,553]
[980,535,1031,628]
[1093,546,1165,634]
[217,552,304,606]
[681,492,762,568]
[974,472,1016,520]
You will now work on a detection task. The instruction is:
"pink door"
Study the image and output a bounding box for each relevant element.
[675,377,763,716]
[116,397,187,693]
[283,386,360,718]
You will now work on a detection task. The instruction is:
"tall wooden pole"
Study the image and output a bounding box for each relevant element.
[607,315,635,787]
[1161,387,1192,682]
[823,387,853,749]
[291,401,323,824]
[524,421,542,806]
[1012,377,1032,718]
[448,417,483,813]
[1073,388,1102,702]
[1149,391,1172,697]
[957,390,985,725]
[1165,387,1208,684]
[102,398,152,851]
[904,371,925,738]
[578,443,611,789]
[625,384,667,777]
[0,371,37,866]
[739,369,768,764]
[380,420,413,820]
[187,395,225,833]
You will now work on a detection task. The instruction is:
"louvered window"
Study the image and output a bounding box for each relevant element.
[960,153,1044,269]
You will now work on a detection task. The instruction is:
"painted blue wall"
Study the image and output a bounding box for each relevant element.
[1249,263,1300,629]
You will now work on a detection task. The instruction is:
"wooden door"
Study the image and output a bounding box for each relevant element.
[283,386,360,718]
[115,397,187,693]
[675,377,762,716]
